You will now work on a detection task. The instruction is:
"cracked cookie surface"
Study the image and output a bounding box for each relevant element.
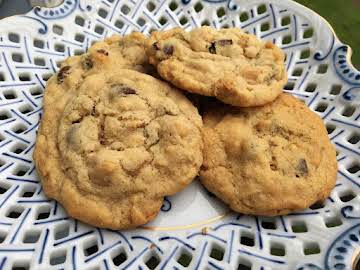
[34,69,203,229]
[147,26,287,107]
[200,94,337,216]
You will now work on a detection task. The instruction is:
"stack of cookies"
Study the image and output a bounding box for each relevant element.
[34,27,337,229]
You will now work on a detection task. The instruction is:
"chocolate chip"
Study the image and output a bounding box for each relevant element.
[208,39,233,54]
[296,159,308,177]
[270,163,277,171]
[153,42,160,50]
[82,55,93,70]
[217,39,233,46]
[99,118,105,145]
[163,45,174,55]
[57,66,71,84]
[208,41,216,54]
[97,49,109,56]
[71,119,81,124]
[122,87,136,94]
[91,101,97,116]
[111,84,137,96]
[269,155,277,171]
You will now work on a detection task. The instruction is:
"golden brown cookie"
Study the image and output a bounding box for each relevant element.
[200,94,337,216]
[83,32,152,73]
[52,32,152,94]
[147,26,287,107]
[34,67,203,229]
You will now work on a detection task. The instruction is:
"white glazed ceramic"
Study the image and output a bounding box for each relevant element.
[29,0,64,8]
[0,0,359,269]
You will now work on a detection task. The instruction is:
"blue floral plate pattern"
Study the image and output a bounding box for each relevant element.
[0,0,359,269]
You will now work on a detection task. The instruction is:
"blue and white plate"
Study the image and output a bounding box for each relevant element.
[0,0,359,269]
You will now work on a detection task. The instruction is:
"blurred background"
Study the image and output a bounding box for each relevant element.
[296,0,360,68]
[0,0,359,67]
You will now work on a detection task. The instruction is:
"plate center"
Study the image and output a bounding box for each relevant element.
[143,179,229,231]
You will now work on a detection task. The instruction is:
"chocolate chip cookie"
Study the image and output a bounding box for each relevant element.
[34,69,203,229]
[200,94,337,216]
[147,27,287,107]
[53,32,152,94]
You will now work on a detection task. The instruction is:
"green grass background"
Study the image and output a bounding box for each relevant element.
[294,0,360,68]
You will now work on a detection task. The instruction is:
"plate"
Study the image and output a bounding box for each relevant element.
[0,0,359,269]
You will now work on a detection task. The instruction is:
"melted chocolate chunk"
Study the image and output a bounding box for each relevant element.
[208,39,233,54]
[296,159,308,177]
[97,49,109,56]
[71,119,81,124]
[111,84,137,96]
[57,66,71,84]
[122,87,136,94]
[208,42,216,54]
[82,55,93,70]
[163,44,174,55]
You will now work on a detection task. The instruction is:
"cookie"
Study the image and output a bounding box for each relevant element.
[147,26,287,107]
[34,69,203,229]
[83,32,152,74]
[53,32,152,94]
[200,94,337,216]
